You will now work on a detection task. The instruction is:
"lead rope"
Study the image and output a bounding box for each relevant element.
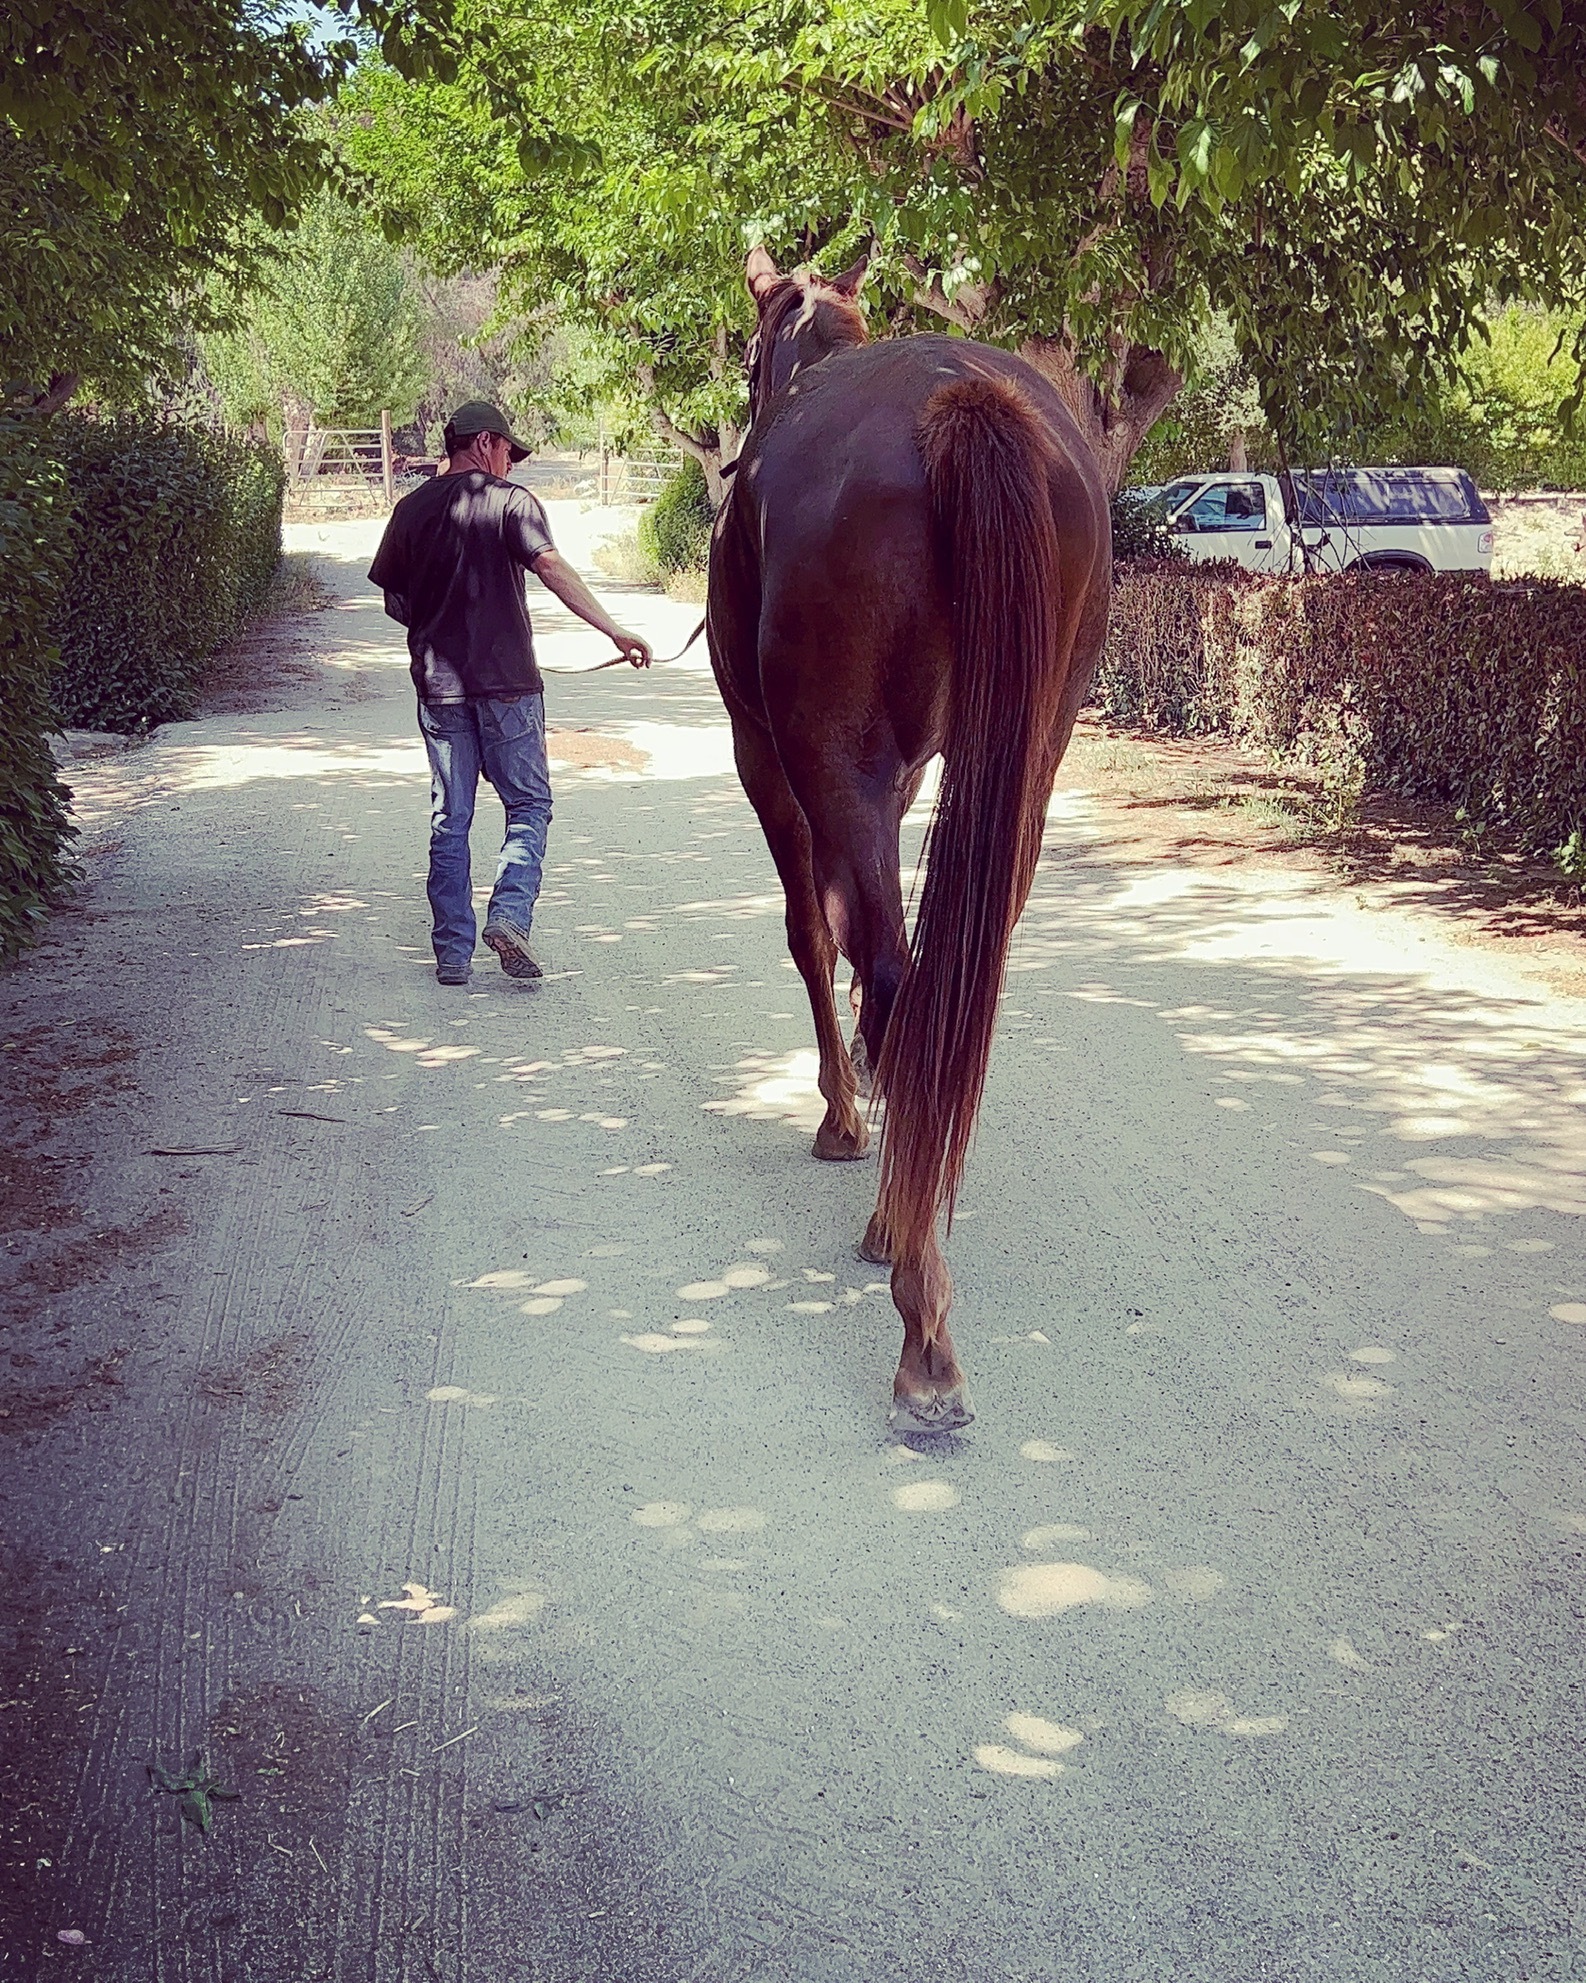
[540,614,707,676]
[541,456,736,674]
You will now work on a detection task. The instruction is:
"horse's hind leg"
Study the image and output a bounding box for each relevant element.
[848,980,873,1098]
[776,773,970,1417]
[889,1227,972,1432]
[730,717,868,1162]
[773,768,917,1249]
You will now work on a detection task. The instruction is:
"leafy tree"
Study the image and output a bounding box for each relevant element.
[406,271,528,449]
[343,0,1209,490]
[338,12,853,499]
[703,0,1210,484]
[1341,305,1586,490]
[1089,0,1586,451]
[341,0,1586,491]
[0,0,462,414]
[746,0,1586,472]
[202,188,430,433]
[0,3,347,411]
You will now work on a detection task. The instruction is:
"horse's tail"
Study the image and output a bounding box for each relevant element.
[874,375,1061,1256]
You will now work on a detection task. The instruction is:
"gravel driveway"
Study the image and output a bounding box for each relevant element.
[2,510,1584,1981]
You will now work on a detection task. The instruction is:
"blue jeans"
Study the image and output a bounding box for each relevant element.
[417,695,553,967]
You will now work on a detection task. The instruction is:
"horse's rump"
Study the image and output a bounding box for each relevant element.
[874,372,1064,1254]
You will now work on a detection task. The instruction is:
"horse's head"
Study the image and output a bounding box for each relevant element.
[743,247,870,422]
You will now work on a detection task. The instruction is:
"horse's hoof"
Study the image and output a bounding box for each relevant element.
[813,1122,869,1162]
[856,1232,891,1265]
[889,1389,974,1434]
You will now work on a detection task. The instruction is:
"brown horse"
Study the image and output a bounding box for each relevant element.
[706,247,1111,1431]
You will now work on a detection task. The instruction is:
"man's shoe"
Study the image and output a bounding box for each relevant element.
[436,960,472,985]
[482,922,543,981]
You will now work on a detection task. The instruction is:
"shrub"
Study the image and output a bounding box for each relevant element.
[1110,489,1188,565]
[1097,567,1586,850]
[638,455,712,576]
[1243,574,1586,848]
[0,411,78,959]
[50,415,285,732]
[591,524,661,586]
[1093,559,1245,731]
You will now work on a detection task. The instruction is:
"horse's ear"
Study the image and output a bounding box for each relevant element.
[827,248,871,298]
[746,247,782,306]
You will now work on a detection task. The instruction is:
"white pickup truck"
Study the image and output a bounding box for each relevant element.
[1143,467,1495,575]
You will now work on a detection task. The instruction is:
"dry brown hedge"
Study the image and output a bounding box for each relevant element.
[1096,565,1586,850]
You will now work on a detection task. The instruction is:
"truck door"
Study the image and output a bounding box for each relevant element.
[1169,479,1282,571]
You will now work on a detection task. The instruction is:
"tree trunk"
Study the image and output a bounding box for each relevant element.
[1018,336,1183,494]
[32,372,80,418]
[646,405,731,507]
[1228,430,1249,471]
[281,393,314,482]
[901,267,1181,492]
[714,421,744,501]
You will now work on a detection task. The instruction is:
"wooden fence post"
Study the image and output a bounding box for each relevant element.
[380,409,395,507]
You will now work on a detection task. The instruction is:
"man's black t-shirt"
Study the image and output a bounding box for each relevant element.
[368,471,556,702]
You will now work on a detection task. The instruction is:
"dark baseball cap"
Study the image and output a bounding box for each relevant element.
[446,399,531,461]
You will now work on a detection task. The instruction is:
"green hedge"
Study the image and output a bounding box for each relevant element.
[2,412,284,960]
[1093,559,1249,732]
[1098,566,1586,851]
[638,455,712,575]
[1110,490,1185,566]
[50,415,284,732]
[0,411,78,961]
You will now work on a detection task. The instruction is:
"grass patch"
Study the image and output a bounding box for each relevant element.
[590,526,660,587]
[266,551,336,618]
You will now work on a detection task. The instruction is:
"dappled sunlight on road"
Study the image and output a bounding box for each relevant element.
[997,1561,1155,1618]
[553,719,736,784]
[701,1046,827,1135]
[1012,857,1586,1241]
[171,735,427,791]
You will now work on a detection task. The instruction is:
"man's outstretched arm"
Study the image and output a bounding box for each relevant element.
[532,550,653,667]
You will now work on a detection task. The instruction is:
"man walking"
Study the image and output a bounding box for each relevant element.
[368,401,653,984]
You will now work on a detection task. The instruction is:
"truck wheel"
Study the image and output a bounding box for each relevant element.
[1357,554,1431,574]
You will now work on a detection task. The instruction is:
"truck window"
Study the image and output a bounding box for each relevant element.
[1180,482,1267,532]
[1294,468,1488,524]
[1159,480,1202,514]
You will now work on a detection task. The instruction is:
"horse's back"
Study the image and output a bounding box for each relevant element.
[756,334,1099,499]
[712,330,1108,764]
[740,333,1107,601]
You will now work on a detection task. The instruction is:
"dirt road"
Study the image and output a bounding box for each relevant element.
[4,513,1585,1981]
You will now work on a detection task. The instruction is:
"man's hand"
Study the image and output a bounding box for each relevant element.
[532,549,657,673]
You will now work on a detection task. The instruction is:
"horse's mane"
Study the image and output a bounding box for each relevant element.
[750,277,868,410]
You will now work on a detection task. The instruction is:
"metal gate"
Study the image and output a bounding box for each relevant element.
[596,430,684,505]
[283,411,397,510]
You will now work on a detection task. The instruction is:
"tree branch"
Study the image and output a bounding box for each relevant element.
[1543,118,1586,171]
[784,77,915,135]
[647,404,714,463]
[32,371,81,418]
[1019,333,1183,493]
[900,251,992,332]
[634,360,716,464]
